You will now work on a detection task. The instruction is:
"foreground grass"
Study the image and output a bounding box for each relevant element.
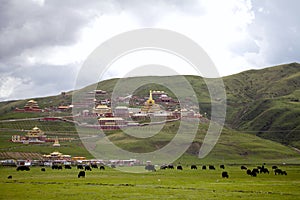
[1,165,300,200]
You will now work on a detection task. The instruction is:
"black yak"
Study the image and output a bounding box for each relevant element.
[77,165,84,169]
[160,165,168,170]
[191,165,197,170]
[241,166,247,170]
[16,166,30,171]
[85,166,92,171]
[274,169,287,175]
[168,164,174,169]
[91,164,98,169]
[220,165,225,169]
[202,165,207,170]
[177,165,183,170]
[64,165,72,169]
[272,166,278,170]
[41,168,46,172]
[209,165,215,170]
[78,171,85,178]
[222,171,229,178]
[7,175,12,179]
[99,166,105,170]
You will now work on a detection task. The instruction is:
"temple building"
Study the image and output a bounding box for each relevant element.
[92,104,112,116]
[15,99,42,112]
[141,90,162,113]
[12,126,47,144]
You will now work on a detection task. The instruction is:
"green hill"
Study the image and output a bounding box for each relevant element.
[0,63,299,163]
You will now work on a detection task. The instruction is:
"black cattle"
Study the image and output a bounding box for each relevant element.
[247,169,257,177]
[91,164,98,169]
[168,164,174,169]
[241,166,247,170]
[209,165,215,170]
[16,166,30,171]
[99,166,105,170]
[202,165,206,170]
[85,166,92,171]
[41,168,46,172]
[160,165,168,170]
[77,165,84,169]
[52,165,58,170]
[260,168,269,174]
[220,165,225,169]
[64,165,72,169]
[274,169,287,175]
[78,171,85,178]
[272,166,278,170]
[191,165,197,170]
[222,171,229,178]
[177,165,183,170]
[252,168,259,174]
[145,165,156,171]
[57,166,63,170]
[7,175,12,179]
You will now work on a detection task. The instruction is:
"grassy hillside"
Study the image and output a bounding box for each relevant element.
[0,62,299,157]
[223,63,300,147]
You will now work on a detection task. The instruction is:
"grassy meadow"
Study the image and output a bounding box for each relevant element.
[1,165,300,200]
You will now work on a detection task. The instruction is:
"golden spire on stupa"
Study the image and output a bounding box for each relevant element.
[141,90,161,113]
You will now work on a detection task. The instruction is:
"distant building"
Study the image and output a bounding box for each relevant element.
[93,104,112,116]
[15,100,42,112]
[114,106,129,118]
[98,117,127,129]
[12,126,46,144]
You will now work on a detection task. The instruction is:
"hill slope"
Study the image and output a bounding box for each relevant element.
[0,63,299,150]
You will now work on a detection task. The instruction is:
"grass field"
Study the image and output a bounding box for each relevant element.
[1,165,300,200]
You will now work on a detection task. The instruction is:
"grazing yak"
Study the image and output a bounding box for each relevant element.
[160,165,168,170]
[247,169,257,177]
[272,166,278,170]
[260,168,269,174]
[52,165,58,170]
[78,171,85,178]
[64,165,72,169]
[241,166,247,170]
[202,166,207,170]
[177,165,183,170]
[91,164,98,169]
[57,166,63,170]
[222,171,229,178]
[191,165,197,170]
[220,165,225,169]
[85,166,92,171]
[274,169,287,175]
[41,168,46,172]
[145,165,156,171]
[7,175,12,179]
[168,164,174,169]
[16,166,30,171]
[209,165,215,170]
[99,166,105,170]
[77,165,84,169]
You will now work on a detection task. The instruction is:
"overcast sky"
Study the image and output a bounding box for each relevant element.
[0,0,299,101]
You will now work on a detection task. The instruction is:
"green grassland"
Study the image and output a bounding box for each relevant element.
[0,119,299,164]
[1,165,300,200]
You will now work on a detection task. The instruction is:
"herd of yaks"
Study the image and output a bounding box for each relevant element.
[9,163,287,179]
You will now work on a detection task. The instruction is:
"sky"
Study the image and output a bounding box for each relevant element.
[0,0,299,101]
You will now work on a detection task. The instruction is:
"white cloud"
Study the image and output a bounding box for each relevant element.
[0,0,299,101]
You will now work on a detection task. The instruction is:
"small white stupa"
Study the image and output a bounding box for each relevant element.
[53,137,60,147]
